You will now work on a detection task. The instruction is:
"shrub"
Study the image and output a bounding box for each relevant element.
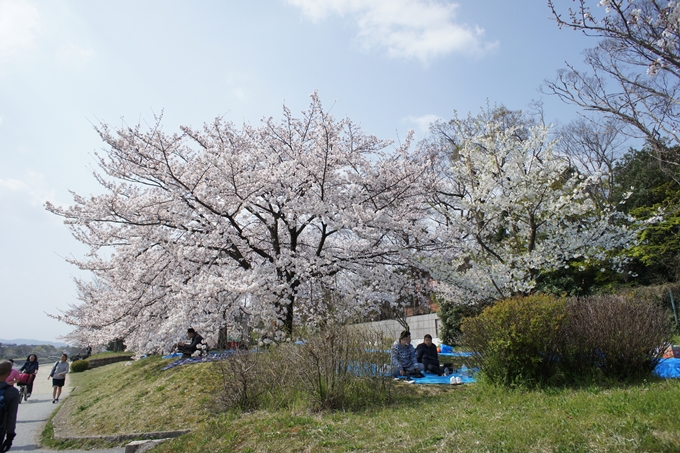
[436,296,487,346]
[561,294,672,380]
[461,294,567,386]
[70,360,90,373]
[287,326,393,411]
[217,326,393,412]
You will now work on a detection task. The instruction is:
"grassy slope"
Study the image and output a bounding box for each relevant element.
[157,380,680,453]
[55,356,680,452]
[58,356,219,436]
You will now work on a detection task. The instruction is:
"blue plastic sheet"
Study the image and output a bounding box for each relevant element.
[654,358,680,379]
[396,372,476,385]
[439,351,475,358]
[161,351,237,370]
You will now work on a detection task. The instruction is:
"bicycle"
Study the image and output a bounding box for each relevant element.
[17,372,35,403]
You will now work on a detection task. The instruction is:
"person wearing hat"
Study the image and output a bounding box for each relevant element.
[390,330,424,378]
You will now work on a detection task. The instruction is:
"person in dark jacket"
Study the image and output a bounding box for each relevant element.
[0,360,20,452]
[177,328,204,357]
[416,334,443,375]
[18,354,38,398]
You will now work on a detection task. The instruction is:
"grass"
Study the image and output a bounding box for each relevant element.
[87,351,135,360]
[41,356,219,445]
[44,354,680,452]
[153,379,680,453]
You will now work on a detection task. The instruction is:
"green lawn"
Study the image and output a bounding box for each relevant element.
[46,355,680,452]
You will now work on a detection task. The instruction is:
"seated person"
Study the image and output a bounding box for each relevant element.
[390,330,424,378]
[416,334,443,375]
[177,328,205,357]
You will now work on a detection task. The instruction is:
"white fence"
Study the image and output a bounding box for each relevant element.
[352,312,441,344]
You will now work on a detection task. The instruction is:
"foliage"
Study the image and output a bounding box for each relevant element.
[424,105,634,309]
[462,293,672,386]
[547,0,680,168]
[288,326,393,411]
[460,294,567,386]
[42,339,680,452]
[0,343,85,361]
[217,326,394,412]
[70,359,90,373]
[48,93,442,351]
[434,294,486,346]
[611,148,680,284]
[561,294,672,380]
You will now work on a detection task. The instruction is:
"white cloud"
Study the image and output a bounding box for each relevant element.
[288,0,497,62]
[0,0,40,58]
[406,113,442,134]
[57,43,96,62]
[0,171,58,207]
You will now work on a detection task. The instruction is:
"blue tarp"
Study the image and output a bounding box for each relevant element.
[161,351,237,370]
[439,351,475,358]
[654,358,680,379]
[396,371,476,385]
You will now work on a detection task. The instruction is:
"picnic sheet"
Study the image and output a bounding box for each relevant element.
[438,351,475,358]
[654,358,680,379]
[397,372,476,385]
[161,351,237,370]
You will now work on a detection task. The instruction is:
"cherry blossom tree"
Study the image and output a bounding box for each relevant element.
[48,94,440,351]
[423,106,636,308]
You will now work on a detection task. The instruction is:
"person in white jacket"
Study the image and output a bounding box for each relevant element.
[48,354,70,404]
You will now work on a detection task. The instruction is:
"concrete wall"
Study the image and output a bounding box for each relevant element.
[87,354,134,369]
[353,312,441,344]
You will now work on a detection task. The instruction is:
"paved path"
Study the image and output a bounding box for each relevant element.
[11,366,123,453]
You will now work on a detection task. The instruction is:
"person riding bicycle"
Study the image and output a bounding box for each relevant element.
[18,354,38,399]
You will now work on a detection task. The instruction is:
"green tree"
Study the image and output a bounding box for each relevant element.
[612,148,680,283]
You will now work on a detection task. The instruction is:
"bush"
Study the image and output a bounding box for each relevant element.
[436,296,487,346]
[461,294,567,386]
[561,294,672,380]
[287,326,393,411]
[216,326,393,412]
[70,360,90,373]
[216,349,274,411]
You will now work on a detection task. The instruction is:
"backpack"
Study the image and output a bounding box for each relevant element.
[0,386,7,437]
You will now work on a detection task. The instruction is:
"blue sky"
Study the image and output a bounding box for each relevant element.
[0,0,600,342]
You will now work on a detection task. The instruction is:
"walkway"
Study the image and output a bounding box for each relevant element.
[11,366,123,453]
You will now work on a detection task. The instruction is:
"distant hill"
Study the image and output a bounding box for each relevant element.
[0,338,70,347]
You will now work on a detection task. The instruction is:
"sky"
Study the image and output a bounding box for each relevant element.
[0,0,601,343]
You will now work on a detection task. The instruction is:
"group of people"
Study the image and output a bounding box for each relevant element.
[0,353,71,452]
[390,331,448,379]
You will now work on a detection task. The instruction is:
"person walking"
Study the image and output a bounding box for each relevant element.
[48,354,69,404]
